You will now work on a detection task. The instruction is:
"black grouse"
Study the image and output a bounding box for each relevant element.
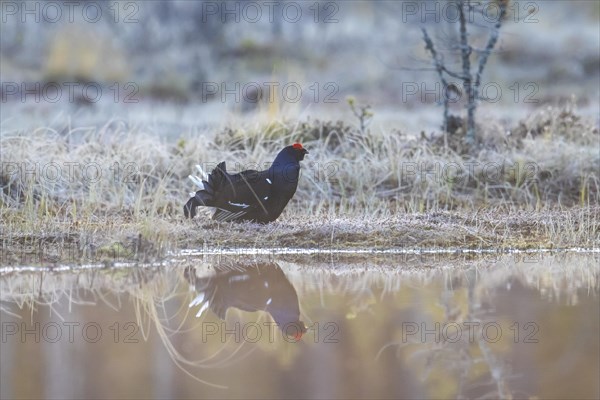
[185,262,307,341]
[183,143,308,223]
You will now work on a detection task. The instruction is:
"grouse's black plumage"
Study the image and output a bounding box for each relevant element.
[185,262,307,340]
[184,144,308,223]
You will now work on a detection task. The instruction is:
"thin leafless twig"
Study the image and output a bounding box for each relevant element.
[421,27,450,142]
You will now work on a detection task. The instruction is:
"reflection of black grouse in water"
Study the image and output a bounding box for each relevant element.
[183,144,308,223]
[186,263,307,340]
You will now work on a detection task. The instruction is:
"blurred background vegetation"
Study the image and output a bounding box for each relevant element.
[1,0,599,132]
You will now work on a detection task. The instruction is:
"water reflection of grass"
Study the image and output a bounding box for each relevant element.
[1,254,597,397]
[2,253,597,306]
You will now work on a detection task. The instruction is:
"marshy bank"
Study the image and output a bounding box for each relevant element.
[1,103,599,265]
[1,208,599,268]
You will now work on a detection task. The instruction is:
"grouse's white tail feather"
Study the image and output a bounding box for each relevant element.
[188,174,205,190]
[196,301,210,318]
[189,292,205,308]
[196,164,209,180]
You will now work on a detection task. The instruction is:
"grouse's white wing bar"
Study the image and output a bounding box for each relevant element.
[228,201,250,208]
[229,274,250,283]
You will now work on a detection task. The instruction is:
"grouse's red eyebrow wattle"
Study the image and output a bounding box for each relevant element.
[293,143,303,150]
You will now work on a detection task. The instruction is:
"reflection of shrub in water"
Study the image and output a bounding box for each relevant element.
[289,254,598,399]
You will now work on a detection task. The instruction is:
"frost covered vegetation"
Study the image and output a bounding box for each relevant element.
[1,1,599,263]
[1,102,598,262]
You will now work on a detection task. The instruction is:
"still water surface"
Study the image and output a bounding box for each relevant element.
[1,252,598,399]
